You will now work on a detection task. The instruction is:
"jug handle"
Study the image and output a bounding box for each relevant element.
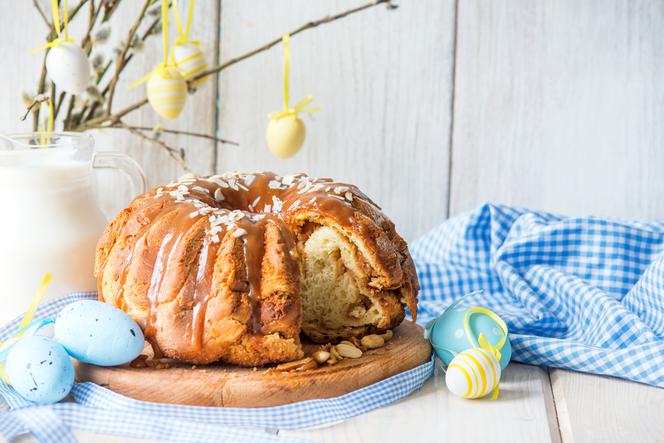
[92,152,147,196]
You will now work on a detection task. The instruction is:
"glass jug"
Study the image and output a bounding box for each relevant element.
[0,132,145,324]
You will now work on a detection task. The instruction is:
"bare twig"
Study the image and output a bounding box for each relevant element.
[118,120,191,172]
[33,53,49,131]
[63,95,77,130]
[53,91,66,120]
[99,123,239,146]
[77,0,396,128]
[189,0,397,84]
[105,0,151,114]
[101,0,121,23]
[78,98,148,130]
[32,0,51,27]
[20,95,51,121]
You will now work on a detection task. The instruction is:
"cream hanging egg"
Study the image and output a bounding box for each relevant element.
[266,115,306,159]
[445,348,502,399]
[45,42,91,95]
[146,67,187,120]
[172,43,208,84]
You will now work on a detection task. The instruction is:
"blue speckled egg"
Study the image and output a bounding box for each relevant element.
[426,301,512,370]
[54,300,145,366]
[5,335,74,404]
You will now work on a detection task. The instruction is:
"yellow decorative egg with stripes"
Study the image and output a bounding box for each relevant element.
[445,348,501,399]
[147,67,187,120]
[172,43,208,84]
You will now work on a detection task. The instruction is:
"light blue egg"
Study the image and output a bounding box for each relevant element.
[425,301,512,370]
[6,335,74,404]
[54,300,145,366]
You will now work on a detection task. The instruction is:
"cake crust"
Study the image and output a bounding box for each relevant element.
[95,172,418,366]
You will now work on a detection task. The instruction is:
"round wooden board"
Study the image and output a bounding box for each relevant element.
[76,321,431,408]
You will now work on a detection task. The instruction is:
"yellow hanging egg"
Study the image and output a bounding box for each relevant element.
[147,67,187,120]
[445,348,501,399]
[172,43,208,84]
[266,115,306,159]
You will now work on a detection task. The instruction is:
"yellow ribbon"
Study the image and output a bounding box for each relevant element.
[172,0,198,46]
[463,306,509,400]
[0,274,53,383]
[31,0,75,54]
[269,34,319,121]
[130,0,173,89]
[38,99,55,145]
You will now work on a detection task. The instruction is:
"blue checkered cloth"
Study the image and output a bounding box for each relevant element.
[0,294,433,442]
[411,204,664,387]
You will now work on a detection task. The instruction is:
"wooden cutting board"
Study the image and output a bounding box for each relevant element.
[76,321,431,408]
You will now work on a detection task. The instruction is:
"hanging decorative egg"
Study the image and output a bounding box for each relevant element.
[172,43,208,84]
[5,335,74,404]
[266,115,306,159]
[45,42,91,95]
[146,67,187,120]
[425,300,512,370]
[445,348,502,399]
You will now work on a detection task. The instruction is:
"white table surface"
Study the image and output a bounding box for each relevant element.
[7,360,664,443]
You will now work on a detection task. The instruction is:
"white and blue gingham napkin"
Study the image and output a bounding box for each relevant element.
[412,204,664,387]
[0,294,433,442]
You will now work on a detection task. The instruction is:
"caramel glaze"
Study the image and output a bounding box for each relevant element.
[97,172,379,354]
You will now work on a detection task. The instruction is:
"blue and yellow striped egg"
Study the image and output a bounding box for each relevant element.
[445,348,501,399]
[172,43,208,84]
[147,67,187,120]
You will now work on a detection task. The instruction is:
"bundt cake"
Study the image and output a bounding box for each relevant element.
[95,172,419,366]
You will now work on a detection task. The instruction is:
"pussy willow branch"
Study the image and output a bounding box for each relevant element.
[29,0,396,169]
[80,9,163,124]
[117,120,191,172]
[190,0,397,84]
[105,0,151,114]
[74,0,397,130]
[100,123,239,146]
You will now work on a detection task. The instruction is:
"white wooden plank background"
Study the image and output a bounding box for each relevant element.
[449,0,664,220]
[2,1,664,442]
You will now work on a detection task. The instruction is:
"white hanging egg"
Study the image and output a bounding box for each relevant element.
[45,42,91,95]
[266,115,305,159]
[147,67,187,120]
[172,43,208,84]
[445,348,502,399]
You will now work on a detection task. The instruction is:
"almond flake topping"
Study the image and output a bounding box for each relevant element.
[272,195,283,212]
[214,189,225,202]
[192,186,209,194]
[232,228,247,238]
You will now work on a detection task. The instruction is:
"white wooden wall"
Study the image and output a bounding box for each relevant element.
[2,1,664,442]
